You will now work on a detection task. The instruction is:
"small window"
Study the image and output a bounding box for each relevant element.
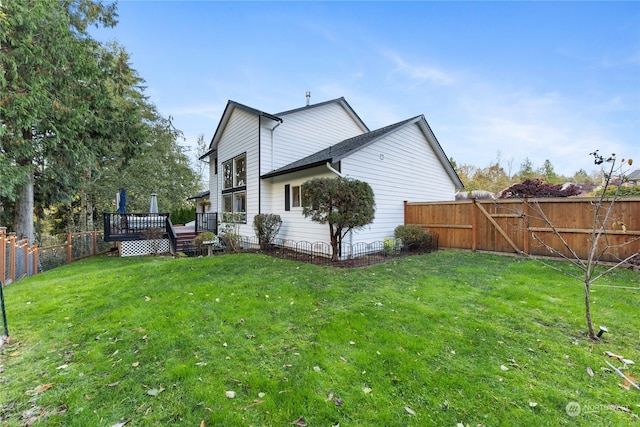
[292,186,302,208]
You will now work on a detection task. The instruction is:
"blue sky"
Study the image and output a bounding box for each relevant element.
[92,1,640,178]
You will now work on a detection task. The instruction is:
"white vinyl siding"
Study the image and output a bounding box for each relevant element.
[263,167,335,243]
[208,158,218,213]
[269,102,365,171]
[341,123,456,243]
[216,108,259,234]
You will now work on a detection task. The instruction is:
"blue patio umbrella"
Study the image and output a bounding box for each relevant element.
[116,188,127,214]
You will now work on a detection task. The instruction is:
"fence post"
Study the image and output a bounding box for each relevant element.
[8,234,15,284]
[522,199,530,255]
[92,231,98,255]
[0,279,8,338]
[66,232,73,264]
[403,201,408,225]
[0,228,5,285]
[471,199,478,252]
[33,245,39,276]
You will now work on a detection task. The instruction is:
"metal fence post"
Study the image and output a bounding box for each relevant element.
[0,281,8,338]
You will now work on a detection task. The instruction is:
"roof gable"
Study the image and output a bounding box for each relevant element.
[200,100,283,159]
[276,97,369,132]
[261,115,463,189]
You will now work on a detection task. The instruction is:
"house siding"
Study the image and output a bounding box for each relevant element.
[270,103,365,171]
[263,167,337,243]
[341,123,456,243]
[208,160,218,213]
[215,108,260,236]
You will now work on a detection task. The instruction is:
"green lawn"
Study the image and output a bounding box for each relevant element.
[0,251,638,426]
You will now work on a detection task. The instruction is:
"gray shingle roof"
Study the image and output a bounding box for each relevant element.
[261,116,421,179]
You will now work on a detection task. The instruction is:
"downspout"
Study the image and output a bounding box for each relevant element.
[270,121,280,171]
[258,116,261,215]
[326,162,345,178]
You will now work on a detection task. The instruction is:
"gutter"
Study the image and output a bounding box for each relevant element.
[326,162,345,178]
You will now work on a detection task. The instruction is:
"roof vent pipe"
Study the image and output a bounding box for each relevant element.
[306,91,311,106]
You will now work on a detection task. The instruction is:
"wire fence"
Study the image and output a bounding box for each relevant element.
[185,233,439,268]
[1,229,113,285]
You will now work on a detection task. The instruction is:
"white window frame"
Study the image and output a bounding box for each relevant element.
[221,153,247,223]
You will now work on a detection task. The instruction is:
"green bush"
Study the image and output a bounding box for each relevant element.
[394,224,431,251]
[170,206,196,225]
[253,213,282,250]
[193,231,215,247]
[593,186,640,197]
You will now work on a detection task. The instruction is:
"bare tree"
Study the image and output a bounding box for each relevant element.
[520,151,637,339]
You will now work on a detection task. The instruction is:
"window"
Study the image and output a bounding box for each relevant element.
[234,156,246,187]
[292,185,302,208]
[223,161,233,190]
[285,185,304,211]
[222,153,247,222]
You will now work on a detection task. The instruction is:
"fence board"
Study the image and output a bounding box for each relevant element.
[405,197,640,263]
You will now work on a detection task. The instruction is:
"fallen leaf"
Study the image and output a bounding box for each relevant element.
[56,364,68,370]
[106,381,120,387]
[132,361,139,368]
[225,390,236,398]
[111,422,129,427]
[334,398,343,407]
[587,366,594,377]
[147,387,164,397]
[313,366,321,372]
[200,421,204,427]
[363,387,372,394]
[529,402,538,408]
[9,351,20,357]
[605,351,624,361]
[290,416,307,426]
[35,383,53,393]
[500,365,509,371]
[145,296,151,301]
[404,406,416,415]
[85,394,91,401]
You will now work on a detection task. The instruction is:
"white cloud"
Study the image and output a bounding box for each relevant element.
[379,48,455,86]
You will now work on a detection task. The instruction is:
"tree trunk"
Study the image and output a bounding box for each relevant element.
[86,192,94,231]
[584,280,596,339]
[14,170,34,244]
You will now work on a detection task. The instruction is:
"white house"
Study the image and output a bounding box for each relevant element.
[198,96,464,246]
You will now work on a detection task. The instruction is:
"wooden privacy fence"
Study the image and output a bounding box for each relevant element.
[404,197,640,263]
[1,227,112,285]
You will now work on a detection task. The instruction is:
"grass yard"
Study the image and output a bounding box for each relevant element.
[0,250,638,426]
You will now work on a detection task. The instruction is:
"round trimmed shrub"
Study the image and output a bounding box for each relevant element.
[394,224,431,251]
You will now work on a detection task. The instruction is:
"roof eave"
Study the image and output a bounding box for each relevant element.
[260,159,332,179]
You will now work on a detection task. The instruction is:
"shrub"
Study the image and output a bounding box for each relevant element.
[219,222,241,252]
[193,231,215,247]
[383,237,401,256]
[394,224,431,251]
[253,214,282,250]
[170,206,195,225]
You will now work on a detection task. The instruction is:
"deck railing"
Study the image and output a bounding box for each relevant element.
[195,212,218,235]
[103,212,177,253]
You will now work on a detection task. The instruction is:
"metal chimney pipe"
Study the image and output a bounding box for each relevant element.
[306,91,311,106]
